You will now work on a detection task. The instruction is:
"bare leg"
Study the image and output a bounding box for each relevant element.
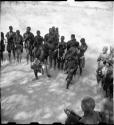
[45,60,51,77]
[13,49,16,61]
[26,49,29,64]
[34,70,38,79]
[8,52,11,63]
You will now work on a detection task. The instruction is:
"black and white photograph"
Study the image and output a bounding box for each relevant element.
[0,0,113,124]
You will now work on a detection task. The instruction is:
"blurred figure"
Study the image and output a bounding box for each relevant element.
[96,46,109,84]
[101,60,113,99]
[78,38,88,75]
[44,27,59,69]
[97,46,109,69]
[0,32,5,65]
[64,108,81,124]
[23,26,34,64]
[6,26,16,62]
[33,30,44,59]
[65,44,79,89]
[14,30,23,63]
[80,96,101,124]
[108,46,114,65]
[31,58,43,80]
[57,36,67,70]
[67,34,79,51]
[100,98,113,124]
[96,46,113,99]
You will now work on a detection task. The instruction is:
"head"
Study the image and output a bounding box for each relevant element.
[49,28,52,34]
[61,36,65,42]
[36,30,40,36]
[52,26,55,32]
[1,32,4,37]
[1,32,4,40]
[71,34,75,40]
[56,27,58,32]
[16,30,20,35]
[102,46,108,54]
[26,26,31,33]
[110,46,114,54]
[9,26,13,32]
[81,96,95,114]
[80,38,85,44]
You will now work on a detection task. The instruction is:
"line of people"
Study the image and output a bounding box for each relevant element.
[0,26,88,89]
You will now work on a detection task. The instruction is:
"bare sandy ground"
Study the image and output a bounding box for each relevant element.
[0,1,113,124]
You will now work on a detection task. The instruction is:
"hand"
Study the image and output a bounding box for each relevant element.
[64,108,71,116]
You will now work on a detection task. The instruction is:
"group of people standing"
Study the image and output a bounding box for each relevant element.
[0,26,113,124]
[0,26,88,89]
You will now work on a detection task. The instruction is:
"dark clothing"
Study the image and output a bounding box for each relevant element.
[23,32,34,62]
[0,39,5,52]
[67,39,79,50]
[0,34,5,62]
[14,34,23,52]
[58,42,66,57]
[6,31,15,52]
[44,32,59,68]
[34,35,43,48]
[23,32,34,50]
[65,47,79,89]
[35,44,49,63]
[57,42,66,69]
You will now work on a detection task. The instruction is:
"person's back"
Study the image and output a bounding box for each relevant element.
[80,96,101,124]
[80,111,101,124]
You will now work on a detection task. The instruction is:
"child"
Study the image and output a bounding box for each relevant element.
[80,96,101,124]
[31,58,43,80]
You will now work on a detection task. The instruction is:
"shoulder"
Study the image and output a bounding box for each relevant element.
[20,34,23,38]
[67,40,71,44]
[34,36,37,38]
[23,32,26,36]
[40,36,43,39]
[45,33,49,37]
[13,32,16,35]
[30,32,34,36]
[6,32,9,36]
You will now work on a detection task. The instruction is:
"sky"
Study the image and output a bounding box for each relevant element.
[0,1,113,51]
